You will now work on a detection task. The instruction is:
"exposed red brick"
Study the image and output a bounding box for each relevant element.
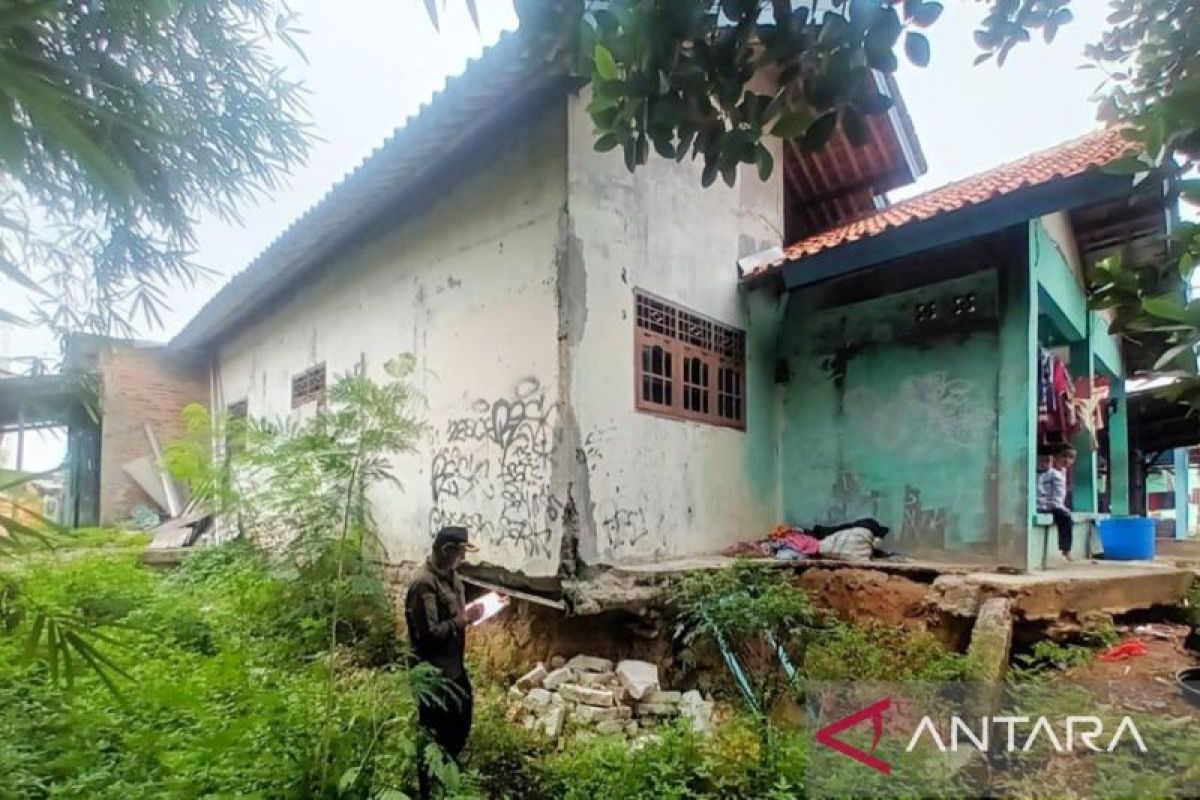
[97,347,207,525]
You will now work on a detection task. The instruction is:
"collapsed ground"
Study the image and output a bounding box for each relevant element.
[1,533,1198,799]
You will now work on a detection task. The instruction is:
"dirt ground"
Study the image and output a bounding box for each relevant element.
[795,567,932,626]
[1065,622,1200,718]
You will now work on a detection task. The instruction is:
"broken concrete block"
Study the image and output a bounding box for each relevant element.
[567,654,614,673]
[930,576,984,617]
[540,705,565,739]
[616,659,659,701]
[525,687,553,709]
[579,671,618,688]
[635,702,679,717]
[625,721,640,736]
[967,597,1013,681]
[549,655,567,669]
[595,719,626,735]
[522,714,537,730]
[641,690,682,705]
[516,663,548,691]
[573,704,633,724]
[508,686,526,702]
[679,690,715,735]
[559,683,615,707]
[543,666,573,691]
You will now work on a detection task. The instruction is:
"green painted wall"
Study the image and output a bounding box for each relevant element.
[1032,218,1087,342]
[777,270,1005,560]
[742,287,786,509]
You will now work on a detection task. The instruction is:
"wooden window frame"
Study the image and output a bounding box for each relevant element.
[291,363,326,408]
[634,290,746,430]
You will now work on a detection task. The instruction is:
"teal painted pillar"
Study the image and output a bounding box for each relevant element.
[1174,448,1190,539]
[1109,382,1131,515]
[1068,340,1098,513]
[999,246,1038,570]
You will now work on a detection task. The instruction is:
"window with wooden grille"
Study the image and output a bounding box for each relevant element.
[291,363,326,408]
[226,399,248,456]
[634,291,746,429]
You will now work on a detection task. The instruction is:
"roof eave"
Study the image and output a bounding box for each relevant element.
[170,33,568,352]
[744,169,1135,293]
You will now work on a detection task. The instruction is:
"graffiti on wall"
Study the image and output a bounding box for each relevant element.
[899,485,950,550]
[429,377,560,559]
[844,371,994,452]
[824,468,883,524]
[597,498,650,554]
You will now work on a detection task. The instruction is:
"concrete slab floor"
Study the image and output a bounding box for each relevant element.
[954,559,1196,621]
[601,555,1196,622]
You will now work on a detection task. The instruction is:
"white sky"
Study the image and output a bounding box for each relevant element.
[1,0,1111,367]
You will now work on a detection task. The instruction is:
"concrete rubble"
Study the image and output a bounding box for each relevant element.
[967,597,1014,681]
[508,654,715,742]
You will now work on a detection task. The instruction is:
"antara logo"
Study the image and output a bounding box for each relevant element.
[815,696,1149,774]
[814,697,893,775]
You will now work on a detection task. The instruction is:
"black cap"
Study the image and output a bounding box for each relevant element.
[433,526,478,553]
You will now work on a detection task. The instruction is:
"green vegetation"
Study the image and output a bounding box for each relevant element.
[0,538,985,799]
[0,544,426,799]
[1011,617,1121,678]
[0,0,309,339]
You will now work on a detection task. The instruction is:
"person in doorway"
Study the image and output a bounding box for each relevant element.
[1038,445,1077,561]
[404,526,483,798]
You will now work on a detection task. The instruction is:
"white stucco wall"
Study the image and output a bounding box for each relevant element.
[215,104,569,576]
[1040,211,1086,288]
[563,88,785,565]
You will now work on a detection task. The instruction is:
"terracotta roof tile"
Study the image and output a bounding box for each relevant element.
[747,128,1135,279]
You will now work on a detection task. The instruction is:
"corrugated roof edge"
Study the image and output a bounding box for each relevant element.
[171,30,559,351]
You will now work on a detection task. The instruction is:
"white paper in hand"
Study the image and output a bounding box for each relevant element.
[466,591,510,626]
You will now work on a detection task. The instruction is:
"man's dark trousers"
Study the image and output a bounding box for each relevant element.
[417,673,473,798]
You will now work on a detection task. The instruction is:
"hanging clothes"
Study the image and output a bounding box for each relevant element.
[1037,347,1081,439]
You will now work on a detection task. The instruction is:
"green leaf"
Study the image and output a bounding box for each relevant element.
[701,160,719,188]
[338,767,362,795]
[770,110,814,139]
[1142,295,1189,322]
[843,106,870,146]
[721,161,738,188]
[855,91,894,115]
[0,253,50,297]
[594,133,619,153]
[1180,252,1197,278]
[910,2,943,27]
[801,111,839,152]
[1101,156,1149,176]
[755,145,775,181]
[0,307,28,327]
[594,45,618,80]
[905,31,931,67]
[1155,341,1197,371]
[422,0,438,30]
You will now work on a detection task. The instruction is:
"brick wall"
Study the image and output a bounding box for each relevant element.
[97,347,208,525]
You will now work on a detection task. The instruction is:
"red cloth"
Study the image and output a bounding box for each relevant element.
[779,532,820,556]
[1097,639,1148,662]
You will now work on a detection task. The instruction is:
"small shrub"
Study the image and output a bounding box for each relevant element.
[804,622,974,682]
[466,690,558,800]
[1013,639,1097,677]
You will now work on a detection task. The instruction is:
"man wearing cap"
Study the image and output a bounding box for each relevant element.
[404,526,483,798]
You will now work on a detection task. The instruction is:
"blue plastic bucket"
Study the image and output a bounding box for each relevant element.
[1098,516,1156,561]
